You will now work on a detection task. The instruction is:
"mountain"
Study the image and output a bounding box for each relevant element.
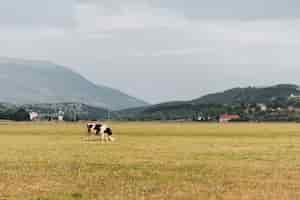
[0,102,16,111]
[116,84,300,120]
[191,84,300,105]
[0,58,148,110]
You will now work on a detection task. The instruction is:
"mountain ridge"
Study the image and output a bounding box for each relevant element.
[0,57,148,110]
[191,84,300,105]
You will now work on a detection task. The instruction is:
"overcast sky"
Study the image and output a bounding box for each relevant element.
[1,0,300,103]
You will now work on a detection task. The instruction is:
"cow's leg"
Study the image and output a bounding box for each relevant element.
[85,128,90,141]
[86,131,93,141]
[103,128,113,142]
[95,128,100,135]
[87,129,92,138]
[100,133,105,143]
[108,136,115,142]
[101,133,109,143]
[89,129,98,140]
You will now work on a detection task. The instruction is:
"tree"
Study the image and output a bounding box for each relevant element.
[10,108,30,121]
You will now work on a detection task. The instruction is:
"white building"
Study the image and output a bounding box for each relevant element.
[29,112,39,121]
[257,104,267,112]
[289,94,300,101]
[58,110,64,121]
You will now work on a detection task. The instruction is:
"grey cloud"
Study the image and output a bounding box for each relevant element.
[156,0,300,19]
[1,0,300,103]
[78,0,300,19]
[20,19,300,103]
[0,0,76,28]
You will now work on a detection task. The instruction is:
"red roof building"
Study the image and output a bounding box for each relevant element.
[219,114,240,123]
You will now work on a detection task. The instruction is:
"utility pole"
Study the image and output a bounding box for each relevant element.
[106,106,111,121]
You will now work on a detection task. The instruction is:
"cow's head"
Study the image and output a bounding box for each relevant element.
[104,128,113,136]
[87,123,94,133]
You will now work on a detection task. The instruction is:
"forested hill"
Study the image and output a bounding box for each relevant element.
[192,84,300,105]
[116,84,300,120]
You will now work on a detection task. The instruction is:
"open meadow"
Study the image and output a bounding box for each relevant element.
[1,122,300,200]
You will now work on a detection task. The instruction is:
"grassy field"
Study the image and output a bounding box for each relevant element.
[1,122,300,200]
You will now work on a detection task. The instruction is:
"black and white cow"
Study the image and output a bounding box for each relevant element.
[86,122,115,142]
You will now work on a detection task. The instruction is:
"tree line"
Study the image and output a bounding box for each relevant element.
[0,108,30,121]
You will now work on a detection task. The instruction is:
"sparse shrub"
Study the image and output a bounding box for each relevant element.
[32,197,49,200]
[71,192,83,199]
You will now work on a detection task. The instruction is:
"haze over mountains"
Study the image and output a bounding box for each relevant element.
[0,58,148,110]
[2,57,300,117]
[1,59,300,122]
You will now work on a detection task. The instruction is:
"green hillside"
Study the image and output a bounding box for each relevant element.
[116,84,300,121]
[192,84,300,105]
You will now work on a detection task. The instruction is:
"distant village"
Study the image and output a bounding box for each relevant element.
[0,103,98,122]
[26,103,92,122]
[194,94,300,123]
[3,93,300,123]
[29,110,65,121]
[24,93,300,123]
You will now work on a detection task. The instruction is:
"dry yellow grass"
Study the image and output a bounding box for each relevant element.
[1,122,300,200]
